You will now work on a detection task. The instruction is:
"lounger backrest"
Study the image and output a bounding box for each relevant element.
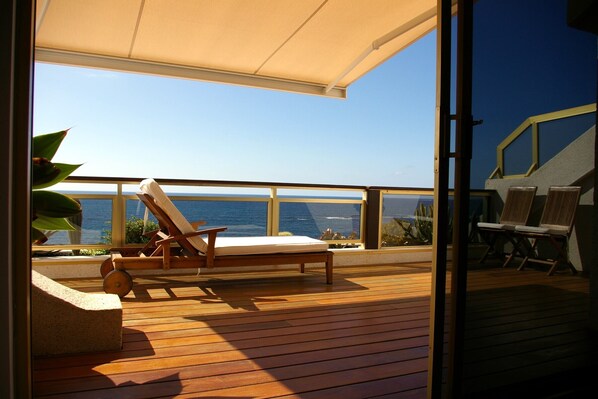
[539,186,581,233]
[500,186,537,225]
[139,178,208,254]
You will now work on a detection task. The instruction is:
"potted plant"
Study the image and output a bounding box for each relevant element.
[32,130,82,245]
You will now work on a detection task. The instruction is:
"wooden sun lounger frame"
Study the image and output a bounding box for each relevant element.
[101,193,333,297]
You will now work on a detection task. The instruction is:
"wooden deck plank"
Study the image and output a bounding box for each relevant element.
[274,372,429,399]
[35,338,430,396]
[461,264,595,398]
[154,359,428,399]
[32,264,594,398]
[36,349,429,398]
[34,323,431,380]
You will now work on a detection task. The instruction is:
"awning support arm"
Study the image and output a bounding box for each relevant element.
[325,6,437,93]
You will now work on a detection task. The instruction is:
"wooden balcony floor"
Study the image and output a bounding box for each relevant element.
[32,263,595,398]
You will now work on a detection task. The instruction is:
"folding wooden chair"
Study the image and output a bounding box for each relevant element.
[477,186,537,266]
[514,186,581,276]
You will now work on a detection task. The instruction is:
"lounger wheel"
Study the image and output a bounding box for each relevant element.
[103,270,133,298]
[100,258,114,278]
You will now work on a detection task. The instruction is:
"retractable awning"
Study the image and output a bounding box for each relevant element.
[35,0,442,98]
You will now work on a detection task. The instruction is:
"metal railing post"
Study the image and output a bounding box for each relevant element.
[269,187,279,236]
[531,121,539,169]
[365,189,382,249]
[112,183,125,247]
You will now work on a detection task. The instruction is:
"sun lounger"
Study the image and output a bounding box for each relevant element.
[101,179,333,297]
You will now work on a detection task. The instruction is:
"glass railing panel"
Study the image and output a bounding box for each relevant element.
[276,188,364,199]
[381,193,488,247]
[279,201,362,242]
[126,198,269,240]
[538,112,595,167]
[37,177,491,253]
[381,194,435,247]
[38,197,113,246]
[124,198,160,245]
[503,125,532,176]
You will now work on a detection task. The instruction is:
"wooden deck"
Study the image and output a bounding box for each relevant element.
[462,265,597,398]
[32,263,595,398]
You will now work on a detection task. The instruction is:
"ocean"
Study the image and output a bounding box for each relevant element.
[44,197,365,246]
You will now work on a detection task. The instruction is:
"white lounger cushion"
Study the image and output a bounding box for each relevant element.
[214,235,329,256]
[140,178,209,253]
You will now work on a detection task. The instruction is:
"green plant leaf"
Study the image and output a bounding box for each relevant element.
[31,227,48,245]
[32,190,81,218]
[32,162,82,190]
[30,129,83,249]
[32,130,68,160]
[32,158,61,188]
[32,215,76,231]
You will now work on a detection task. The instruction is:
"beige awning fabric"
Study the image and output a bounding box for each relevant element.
[35,0,441,98]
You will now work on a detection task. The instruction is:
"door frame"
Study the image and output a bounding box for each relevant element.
[428,0,473,397]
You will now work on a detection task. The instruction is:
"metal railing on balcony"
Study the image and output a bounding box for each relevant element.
[32,176,490,254]
[489,103,596,179]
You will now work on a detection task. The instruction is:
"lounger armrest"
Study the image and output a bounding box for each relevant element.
[190,220,207,229]
[142,228,161,238]
[155,227,227,268]
[193,226,228,235]
[196,227,228,268]
[156,227,228,246]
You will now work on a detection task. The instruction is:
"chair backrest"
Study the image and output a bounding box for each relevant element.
[539,186,581,233]
[137,192,173,232]
[499,186,537,225]
[135,192,197,256]
[139,178,208,254]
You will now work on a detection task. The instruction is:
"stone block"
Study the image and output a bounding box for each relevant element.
[32,270,122,355]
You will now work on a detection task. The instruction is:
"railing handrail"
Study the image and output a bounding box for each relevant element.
[64,176,369,191]
[64,176,473,194]
[493,103,596,179]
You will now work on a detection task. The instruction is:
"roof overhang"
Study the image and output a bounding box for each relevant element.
[35,0,449,98]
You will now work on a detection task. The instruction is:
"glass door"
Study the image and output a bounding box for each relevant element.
[463,0,597,397]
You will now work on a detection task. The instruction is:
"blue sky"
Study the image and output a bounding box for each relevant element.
[32,0,598,192]
[33,31,437,189]
[471,0,596,188]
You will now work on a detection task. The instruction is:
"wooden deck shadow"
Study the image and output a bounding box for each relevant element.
[125,270,369,310]
[463,283,598,398]
[32,328,188,398]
